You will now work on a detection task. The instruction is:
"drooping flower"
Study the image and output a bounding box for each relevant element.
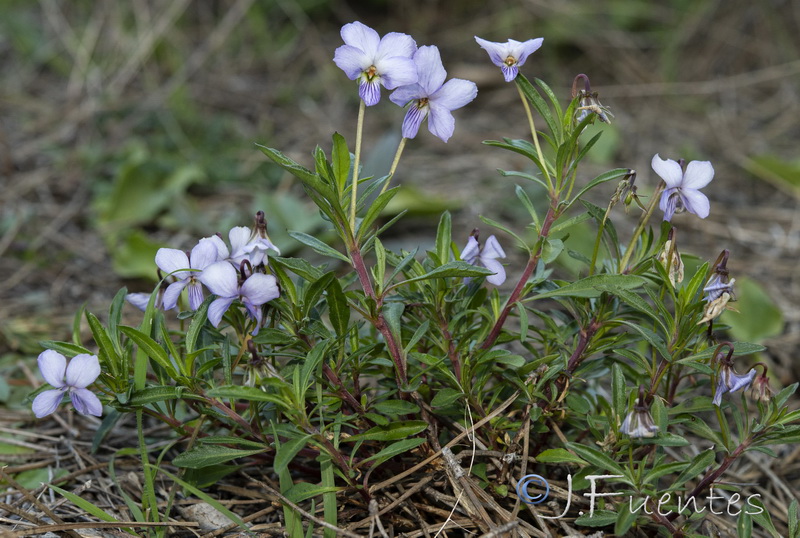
[228,211,281,266]
[698,249,737,324]
[711,344,756,406]
[620,407,659,439]
[474,36,544,82]
[32,351,102,418]
[713,365,757,406]
[576,90,613,124]
[461,230,507,286]
[651,154,714,222]
[156,238,220,311]
[620,387,659,439]
[390,46,477,142]
[199,261,280,335]
[333,21,418,106]
[657,228,684,287]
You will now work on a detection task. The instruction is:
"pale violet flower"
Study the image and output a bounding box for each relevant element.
[651,154,714,222]
[32,351,102,418]
[474,36,544,82]
[228,226,280,267]
[620,407,659,439]
[126,290,167,312]
[333,21,418,106]
[713,366,757,406]
[199,262,280,335]
[461,233,506,286]
[390,46,477,142]
[156,237,220,311]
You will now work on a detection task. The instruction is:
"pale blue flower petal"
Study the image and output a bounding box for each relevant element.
[401,104,428,139]
[651,154,683,189]
[359,79,382,106]
[390,84,425,106]
[199,262,239,298]
[201,235,229,261]
[474,37,506,67]
[377,56,418,90]
[683,160,715,190]
[126,292,151,312]
[514,38,544,66]
[228,226,252,262]
[431,79,478,111]
[32,389,65,418]
[341,21,380,57]
[659,188,680,222]
[162,280,189,311]
[482,235,506,259]
[461,237,480,264]
[681,189,710,219]
[333,45,369,80]
[376,32,417,62]
[70,388,103,416]
[208,297,236,327]
[38,350,66,388]
[190,239,219,270]
[241,274,280,306]
[64,354,100,389]
[501,65,518,82]
[426,102,455,142]
[482,258,506,286]
[155,248,190,280]
[186,281,205,311]
[412,46,447,95]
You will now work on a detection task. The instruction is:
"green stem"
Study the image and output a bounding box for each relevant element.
[137,409,159,524]
[379,137,407,195]
[516,83,553,192]
[349,99,366,231]
[618,182,665,272]
[588,204,612,276]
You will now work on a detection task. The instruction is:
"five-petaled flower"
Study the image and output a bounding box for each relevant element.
[156,238,220,311]
[474,36,544,82]
[651,154,714,222]
[333,21,418,106]
[199,262,280,335]
[390,46,477,143]
[713,365,756,406]
[32,350,102,418]
[461,232,507,286]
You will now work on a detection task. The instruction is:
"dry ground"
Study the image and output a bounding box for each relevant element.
[1,1,799,536]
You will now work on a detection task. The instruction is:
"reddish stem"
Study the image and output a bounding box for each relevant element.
[481,202,559,350]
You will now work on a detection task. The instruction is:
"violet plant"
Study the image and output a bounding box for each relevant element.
[28,21,800,537]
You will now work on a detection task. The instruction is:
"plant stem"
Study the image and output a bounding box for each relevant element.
[349,99,366,231]
[516,83,553,192]
[480,200,559,350]
[379,137,407,195]
[588,204,612,275]
[618,182,665,272]
[665,439,753,522]
[348,244,408,387]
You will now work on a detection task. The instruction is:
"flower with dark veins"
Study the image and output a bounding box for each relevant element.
[32,351,102,418]
[651,154,714,222]
[390,46,477,142]
[156,238,220,311]
[199,261,280,335]
[333,21,418,106]
[474,36,544,82]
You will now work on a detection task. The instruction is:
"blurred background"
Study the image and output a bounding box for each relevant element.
[1,0,798,405]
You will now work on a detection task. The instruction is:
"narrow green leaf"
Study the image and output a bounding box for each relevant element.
[288,231,350,263]
[357,186,400,240]
[326,278,349,338]
[119,325,178,378]
[479,215,529,251]
[360,437,427,467]
[568,168,630,209]
[515,74,559,140]
[344,421,427,442]
[185,294,212,357]
[399,261,493,285]
[536,448,588,465]
[436,211,452,264]
[527,274,645,301]
[274,435,312,475]
[86,311,122,378]
[173,445,268,469]
[674,449,715,487]
[127,386,204,406]
[566,442,628,478]
[39,340,92,357]
[515,185,541,230]
[331,132,350,195]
